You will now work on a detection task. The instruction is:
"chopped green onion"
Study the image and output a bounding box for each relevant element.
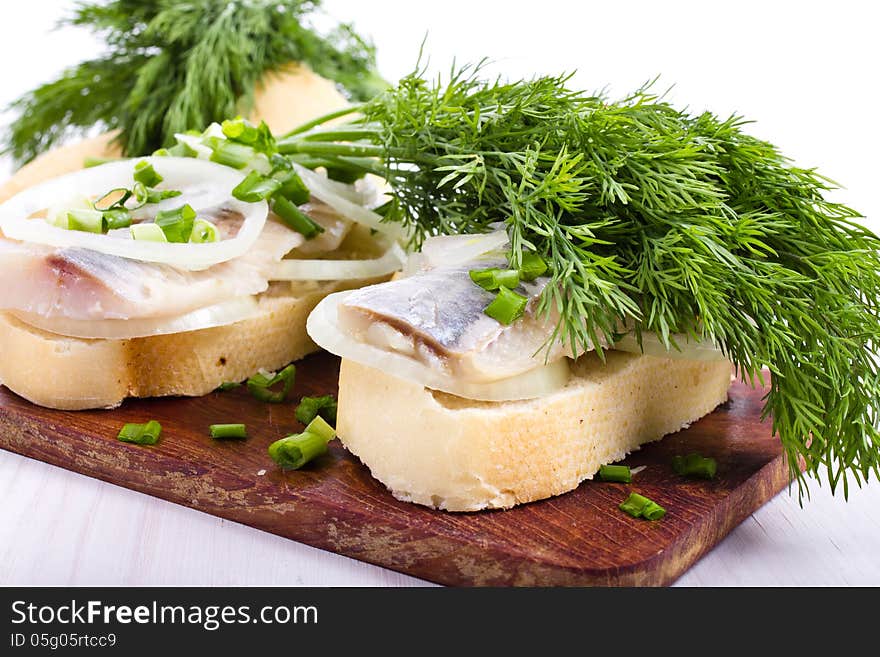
[469,267,520,291]
[94,188,132,211]
[152,148,171,157]
[117,420,162,446]
[222,117,274,152]
[217,381,241,391]
[519,253,548,281]
[247,364,296,403]
[273,169,310,205]
[268,431,330,470]
[619,493,666,521]
[598,464,632,483]
[295,395,338,425]
[190,218,219,243]
[144,188,182,204]
[484,286,528,325]
[103,209,132,230]
[232,170,282,203]
[304,416,336,442]
[130,223,168,242]
[133,160,163,187]
[209,423,247,440]
[67,208,106,234]
[155,204,196,243]
[672,453,718,479]
[272,196,324,239]
[207,137,256,169]
[168,141,198,158]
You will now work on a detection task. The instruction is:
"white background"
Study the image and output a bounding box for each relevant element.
[1,0,878,585]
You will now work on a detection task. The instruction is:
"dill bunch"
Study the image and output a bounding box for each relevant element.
[3,0,386,163]
[279,63,880,496]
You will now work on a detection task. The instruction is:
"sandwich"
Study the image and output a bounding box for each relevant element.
[288,65,878,509]
[0,68,401,409]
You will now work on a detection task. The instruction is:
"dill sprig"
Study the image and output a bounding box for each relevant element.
[3,0,386,163]
[279,63,880,497]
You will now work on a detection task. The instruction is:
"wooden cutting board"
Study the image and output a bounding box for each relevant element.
[0,351,789,586]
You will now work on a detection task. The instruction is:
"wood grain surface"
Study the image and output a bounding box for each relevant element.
[0,352,789,586]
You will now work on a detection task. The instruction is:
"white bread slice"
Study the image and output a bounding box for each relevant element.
[0,66,375,409]
[337,353,732,511]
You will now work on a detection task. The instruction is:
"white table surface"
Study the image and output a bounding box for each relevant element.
[1,1,879,586]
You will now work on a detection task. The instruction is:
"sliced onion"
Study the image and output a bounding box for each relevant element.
[307,290,571,401]
[270,242,406,281]
[403,231,509,275]
[293,163,407,242]
[613,332,727,361]
[12,296,259,340]
[0,157,267,271]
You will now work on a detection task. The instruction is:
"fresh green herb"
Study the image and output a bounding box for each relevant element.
[232,171,282,203]
[190,218,219,243]
[208,138,257,170]
[268,417,336,470]
[155,204,196,243]
[484,286,528,325]
[66,209,105,234]
[94,188,132,211]
[247,364,296,403]
[117,420,162,445]
[210,423,247,440]
[273,169,311,205]
[619,493,666,520]
[84,156,118,168]
[276,63,880,499]
[672,454,718,480]
[469,268,520,291]
[598,464,632,483]
[133,160,163,187]
[273,196,324,239]
[3,0,387,162]
[217,381,242,391]
[295,395,338,425]
[130,223,168,242]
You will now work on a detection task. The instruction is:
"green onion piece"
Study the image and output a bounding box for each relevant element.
[304,416,336,442]
[232,170,282,203]
[221,117,274,152]
[209,423,247,440]
[144,188,182,204]
[273,169,311,205]
[130,223,168,242]
[295,395,338,425]
[326,167,364,184]
[207,138,256,169]
[672,453,718,479]
[152,148,171,157]
[519,253,548,281]
[619,493,666,521]
[190,218,219,243]
[217,381,241,391]
[94,188,132,211]
[484,286,529,325]
[598,464,632,483]
[169,141,198,158]
[67,208,106,234]
[103,209,132,230]
[272,196,324,239]
[469,267,520,291]
[155,204,196,243]
[117,420,162,445]
[247,364,296,403]
[268,431,329,470]
[133,160,163,187]
[83,156,117,168]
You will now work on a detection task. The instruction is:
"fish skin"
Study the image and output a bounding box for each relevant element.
[0,218,303,320]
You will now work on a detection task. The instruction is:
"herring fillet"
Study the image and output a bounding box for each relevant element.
[0,219,303,320]
[338,264,576,383]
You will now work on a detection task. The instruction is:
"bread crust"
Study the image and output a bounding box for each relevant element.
[337,353,733,511]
